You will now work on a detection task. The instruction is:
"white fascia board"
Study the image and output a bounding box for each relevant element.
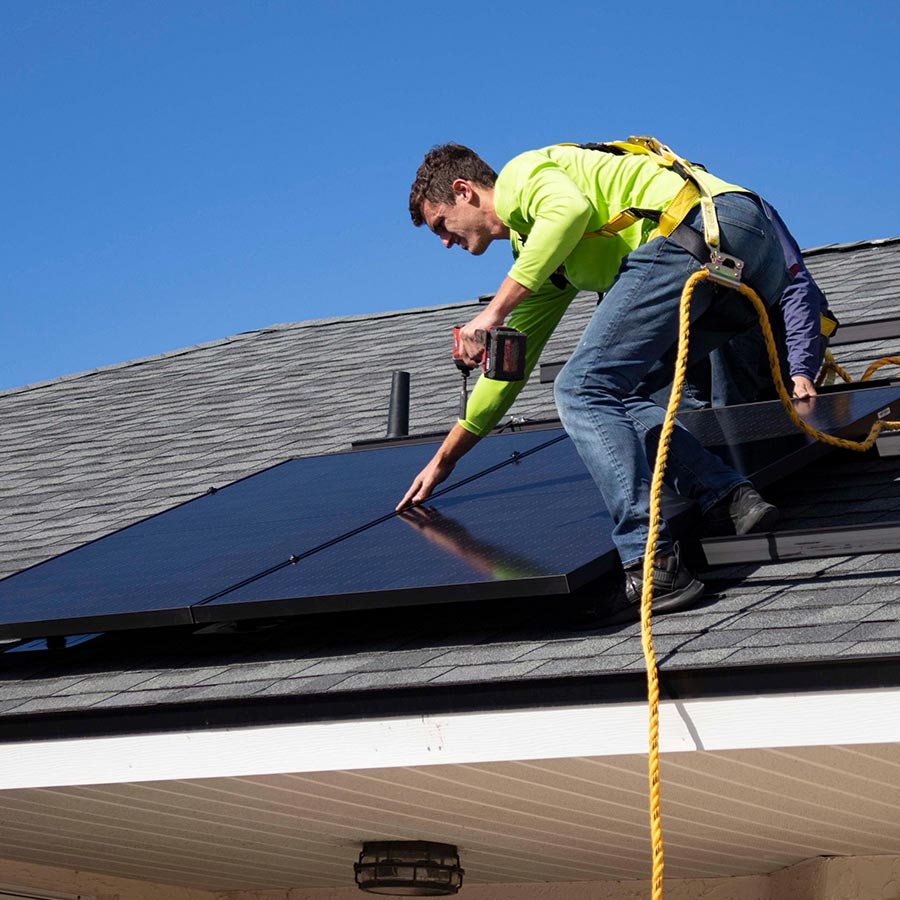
[0,687,899,790]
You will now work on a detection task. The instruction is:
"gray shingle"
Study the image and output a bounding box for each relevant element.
[429,661,546,684]
[257,674,356,696]
[725,642,861,664]
[729,604,886,628]
[0,676,89,699]
[840,621,900,641]
[526,654,646,678]
[51,671,157,696]
[5,692,121,714]
[195,659,320,684]
[353,649,454,671]
[163,681,280,703]
[325,668,453,692]
[130,668,231,690]
[657,648,739,668]
[90,688,191,708]
[427,642,548,667]
[732,624,859,647]
[517,635,633,660]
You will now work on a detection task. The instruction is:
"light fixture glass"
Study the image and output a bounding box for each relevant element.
[354,841,465,895]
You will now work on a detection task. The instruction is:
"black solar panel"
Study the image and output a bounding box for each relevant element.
[1,383,899,639]
[0,430,560,638]
[194,432,616,622]
[679,382,899,486]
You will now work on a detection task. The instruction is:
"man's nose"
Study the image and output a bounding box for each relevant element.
[441,235,453,249]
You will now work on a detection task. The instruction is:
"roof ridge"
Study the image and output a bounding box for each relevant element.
[802,236,900,256]
[0,299,484,399]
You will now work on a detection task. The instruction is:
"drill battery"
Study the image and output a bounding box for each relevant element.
[452,326,527,381]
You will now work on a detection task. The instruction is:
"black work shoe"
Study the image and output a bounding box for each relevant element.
[586,543,705,627]
[703,483,779,537]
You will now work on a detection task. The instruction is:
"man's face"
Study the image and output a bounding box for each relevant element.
[421,195,494,256]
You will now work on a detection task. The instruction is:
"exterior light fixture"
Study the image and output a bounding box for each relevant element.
[354,841,465,895]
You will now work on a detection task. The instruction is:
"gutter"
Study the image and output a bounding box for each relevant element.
[0,657,898,790]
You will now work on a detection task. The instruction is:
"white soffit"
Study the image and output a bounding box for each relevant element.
[1,746,899,889]
[0,687,898,790]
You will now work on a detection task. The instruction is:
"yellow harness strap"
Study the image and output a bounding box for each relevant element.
[655,181,701,239]
[571,137,723,250]
[820,311,839,338]
[585,139,839,341]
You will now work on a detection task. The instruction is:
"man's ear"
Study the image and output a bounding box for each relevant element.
[451,178,475,203]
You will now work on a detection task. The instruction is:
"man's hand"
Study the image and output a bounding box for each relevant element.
[456,309,504,369]
[397,454,456,510]
[396,423,482,511]
[791,374,817,400]
[455,275,533,368]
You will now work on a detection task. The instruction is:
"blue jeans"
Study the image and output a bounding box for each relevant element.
[554,194,790,566]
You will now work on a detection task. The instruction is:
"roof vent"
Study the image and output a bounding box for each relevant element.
[386,370,410,438]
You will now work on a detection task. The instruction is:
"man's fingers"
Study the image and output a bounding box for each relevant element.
[459,325,485,367]
[397,473,437,511]
[398,456,456,512]
[396,479,422,511]
[791,376,818,400]
[460,342,483,368]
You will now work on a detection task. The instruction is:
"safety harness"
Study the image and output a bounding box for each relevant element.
[574,136,839,338]
[566,136,746,287]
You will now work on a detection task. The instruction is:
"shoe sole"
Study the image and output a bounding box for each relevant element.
[735,503,779,536]
[652,576,706,614]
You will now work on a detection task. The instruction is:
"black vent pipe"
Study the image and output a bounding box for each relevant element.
[386,370,410,438]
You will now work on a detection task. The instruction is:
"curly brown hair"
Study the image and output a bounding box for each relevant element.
[408,144,497,226]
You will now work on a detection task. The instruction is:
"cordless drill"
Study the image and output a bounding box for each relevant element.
[452,325,527,418]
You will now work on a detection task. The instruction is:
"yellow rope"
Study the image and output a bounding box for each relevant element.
[862,357,900,382]
[640,271,900,900]
[815,353,852,387]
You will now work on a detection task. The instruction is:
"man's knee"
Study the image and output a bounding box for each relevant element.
[554,356,633,414]
[553,362,578,415]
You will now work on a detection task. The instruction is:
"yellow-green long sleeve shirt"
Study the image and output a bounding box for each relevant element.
[458,144,745,437]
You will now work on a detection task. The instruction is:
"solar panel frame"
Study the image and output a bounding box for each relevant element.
[680,382,900,486]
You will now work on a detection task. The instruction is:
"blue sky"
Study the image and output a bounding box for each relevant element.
[2,0,899,391]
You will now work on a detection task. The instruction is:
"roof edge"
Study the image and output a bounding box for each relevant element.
[4,233,897,398]
[0,682,898,790]
[0,654,897,744]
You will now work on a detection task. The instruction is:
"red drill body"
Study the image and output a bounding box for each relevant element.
[452,326,527,418]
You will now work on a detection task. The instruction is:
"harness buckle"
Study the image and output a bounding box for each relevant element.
[705,250,744,288]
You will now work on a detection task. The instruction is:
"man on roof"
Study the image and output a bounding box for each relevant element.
[398,141,789,622]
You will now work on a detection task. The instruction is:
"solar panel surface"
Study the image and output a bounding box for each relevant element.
[681,382,898,485]
[1,383,898,639]
[194,431,615,621]
[196,384,900,622]
[0,430,559,638]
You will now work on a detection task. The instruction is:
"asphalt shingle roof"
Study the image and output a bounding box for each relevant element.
[1,236,900,726]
